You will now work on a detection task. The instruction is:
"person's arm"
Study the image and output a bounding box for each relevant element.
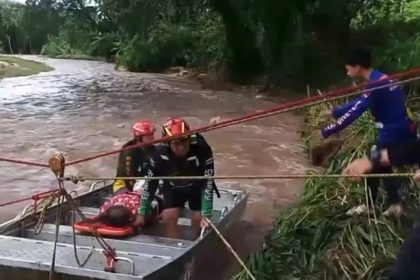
[112,149,133,193]
[321,94,371,138]
[198,141,214,218]
[138,157,160,216]
[331,98,360,119]
[344,140,420,179]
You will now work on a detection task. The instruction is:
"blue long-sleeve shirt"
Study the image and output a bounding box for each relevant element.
[321,70,415,147]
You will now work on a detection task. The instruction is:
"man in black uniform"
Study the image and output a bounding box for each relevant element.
[344,139,420,280]
[138,117,215,239]
[113,120,156,194]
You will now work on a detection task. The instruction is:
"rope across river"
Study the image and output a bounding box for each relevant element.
[0,172,415,209]
[1,67,420,279]
[59,173,418,183]
[1,67,420,169]
[65,74,420,167]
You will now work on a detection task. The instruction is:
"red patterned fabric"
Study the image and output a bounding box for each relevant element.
[99,192,141,216]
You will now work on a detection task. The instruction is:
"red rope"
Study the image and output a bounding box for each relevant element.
[0,197,33,208]
[31,189,60,200]
[66,67,420,166]
[1,66,420,168]
[0,189,58,208]
[0,67,419,212]
[0,157,49,168]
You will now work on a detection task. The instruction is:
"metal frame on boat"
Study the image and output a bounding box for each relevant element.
[0,180,248,280]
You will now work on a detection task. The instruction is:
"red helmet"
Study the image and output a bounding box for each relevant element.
[162,117,190,137]
[132,120,155,137]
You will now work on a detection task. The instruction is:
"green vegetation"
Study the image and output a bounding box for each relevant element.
[231,2,420,278]
[0,0,419,88]
[2,0,420,279]
[234,99,419,280]
[0,55,53,78]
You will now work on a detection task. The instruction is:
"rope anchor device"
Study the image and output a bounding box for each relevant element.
[46,153,122,275]
[49,154,65,178]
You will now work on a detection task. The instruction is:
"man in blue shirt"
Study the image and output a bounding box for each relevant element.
[320,48,417,217]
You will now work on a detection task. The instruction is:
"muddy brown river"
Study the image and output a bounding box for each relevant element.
[0,56,308,279]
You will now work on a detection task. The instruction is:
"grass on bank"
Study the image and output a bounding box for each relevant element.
[233,99,419,280]
[0,55,53,78]
[45,54,107,62]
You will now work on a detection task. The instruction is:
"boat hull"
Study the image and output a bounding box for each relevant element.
[0,183,248,280]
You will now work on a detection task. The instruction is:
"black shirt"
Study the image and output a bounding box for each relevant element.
[139,133,215,216]
[112,139,155,193]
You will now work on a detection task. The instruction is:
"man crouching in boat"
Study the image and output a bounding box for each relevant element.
[137,117,215,239]
[113,120,156,194]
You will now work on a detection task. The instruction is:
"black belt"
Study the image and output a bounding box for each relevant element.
[159,181,221,198]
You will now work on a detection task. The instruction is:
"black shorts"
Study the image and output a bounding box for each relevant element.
[162,187,202,211]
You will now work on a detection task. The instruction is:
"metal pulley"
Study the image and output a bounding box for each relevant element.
[49,153,65,178]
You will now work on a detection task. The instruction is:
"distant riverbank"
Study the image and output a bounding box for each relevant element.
[0,55,53,78]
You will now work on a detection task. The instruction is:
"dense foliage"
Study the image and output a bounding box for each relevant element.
[1,0,420,87]
[2,1,420,278]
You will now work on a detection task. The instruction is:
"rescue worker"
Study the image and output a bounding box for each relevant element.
[137,117,215,239]
[112,120,156,194]
[319,47,417,217]
[343,140,420,280]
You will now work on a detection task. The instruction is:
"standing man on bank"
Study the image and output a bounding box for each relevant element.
[318,47,416,217]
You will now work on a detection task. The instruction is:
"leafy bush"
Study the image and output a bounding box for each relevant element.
[41,34,76,56]
[88,32,121,60]
[115,14,227,72]
[377,35,420,72]
[189,14,227,69]
[116,23,197,72]
[374,18,420,96]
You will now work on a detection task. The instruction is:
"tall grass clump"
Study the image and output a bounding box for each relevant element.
[234,98,420,280]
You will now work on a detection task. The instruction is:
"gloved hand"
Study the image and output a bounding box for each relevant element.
[133,180,146,192]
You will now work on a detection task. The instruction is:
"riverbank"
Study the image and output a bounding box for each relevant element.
[234,99,420,279]
[0,55,53,78]
[43,54,107,62]
[41,54,244,92]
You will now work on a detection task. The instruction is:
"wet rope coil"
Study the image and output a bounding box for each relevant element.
[47,179,118,279]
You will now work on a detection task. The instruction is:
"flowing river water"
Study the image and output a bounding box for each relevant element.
[0,56,309,279]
